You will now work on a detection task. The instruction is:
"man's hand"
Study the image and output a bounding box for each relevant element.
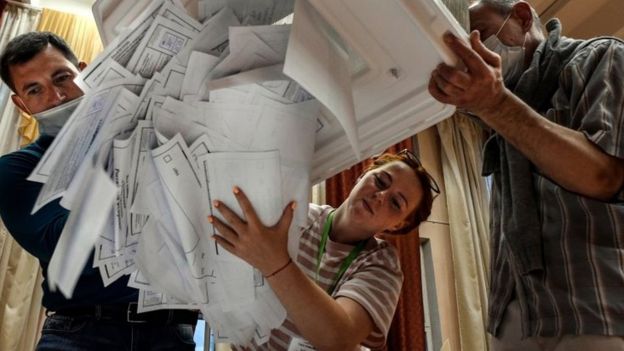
[429,30,624,200]
[429,30,509,118]
[209,186,295,276]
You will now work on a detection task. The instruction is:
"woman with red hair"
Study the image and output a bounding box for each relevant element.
[210,150,439,351]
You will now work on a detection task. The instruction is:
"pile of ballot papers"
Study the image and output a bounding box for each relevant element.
[27,0,336,345]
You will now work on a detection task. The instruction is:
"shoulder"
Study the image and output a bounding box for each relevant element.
[0,136,51,163]
[566,37,624,68]
[0,136,52,191]
[353,238,402,277]
[581,37,624,51]
[337,238,404,302]
[305,203,333,227]
[0,146,40,186]
[307,203,333,217]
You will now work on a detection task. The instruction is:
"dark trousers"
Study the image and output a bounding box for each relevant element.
[37,307,197,351]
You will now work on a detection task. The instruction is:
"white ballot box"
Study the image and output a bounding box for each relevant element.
[92,0,467,184]
[289,0,467,183]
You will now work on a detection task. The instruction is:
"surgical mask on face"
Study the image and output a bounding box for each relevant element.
[32,96,83,136]
[482,14,527,87]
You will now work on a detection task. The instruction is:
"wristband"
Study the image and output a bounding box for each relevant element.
[265,258,292,278]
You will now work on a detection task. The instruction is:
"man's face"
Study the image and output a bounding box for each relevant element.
[10,44,84,114]
[469,2,527,47]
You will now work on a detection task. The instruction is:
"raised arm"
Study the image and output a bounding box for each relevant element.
[209,187,374,351]
[429,31,624,200]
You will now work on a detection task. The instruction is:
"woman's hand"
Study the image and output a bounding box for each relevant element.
[211,188,375,350]
[209,186,295,276]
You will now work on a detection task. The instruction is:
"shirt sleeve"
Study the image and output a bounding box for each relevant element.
[548,38,624,200]
[0,150,68,262]
[334,243,404,349]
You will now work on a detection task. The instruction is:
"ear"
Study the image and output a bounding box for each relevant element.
[78,61,87,71]
[11,94,31,115]
[512,1,534,33]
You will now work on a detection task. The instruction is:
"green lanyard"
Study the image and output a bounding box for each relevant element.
[316,211,366,295]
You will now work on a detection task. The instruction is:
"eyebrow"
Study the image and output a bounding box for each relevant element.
[382,171,409,208]
[52,68,73,78]
[20,68,74,92]
[21,81,40,92]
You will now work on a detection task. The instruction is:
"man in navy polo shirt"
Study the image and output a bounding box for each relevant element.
[0,31,197,350]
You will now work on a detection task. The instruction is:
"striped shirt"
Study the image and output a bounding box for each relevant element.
[238,204,403,350]
[487,20,624,338]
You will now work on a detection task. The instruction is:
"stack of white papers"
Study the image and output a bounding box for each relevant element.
[28,0,337,346]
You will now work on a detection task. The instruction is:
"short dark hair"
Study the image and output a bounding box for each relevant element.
[363,152,437,234]
[0,31,79,92]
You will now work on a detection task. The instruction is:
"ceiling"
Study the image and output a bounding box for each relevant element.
[22,0,624,39]
[30,0,95,17]
[527,0,624,39]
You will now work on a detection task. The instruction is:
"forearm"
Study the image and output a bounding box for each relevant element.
[266,263,367,351]
[211,194,374,349]
[479,90,624,199]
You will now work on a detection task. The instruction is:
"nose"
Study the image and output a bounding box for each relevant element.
[372,190,390,205]
[47,86,67,106]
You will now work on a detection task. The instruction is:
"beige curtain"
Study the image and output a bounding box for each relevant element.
[19,8,104,143]
[0,233,45,351]
[36,8,103,63]
[0,3,44,351]
[0,1,41,152]
[437,114,490,351]
[434,2,492,350]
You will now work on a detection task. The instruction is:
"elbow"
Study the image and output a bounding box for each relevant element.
[317,341,359,351]
[585,162,624,201]
[315,327,361,351]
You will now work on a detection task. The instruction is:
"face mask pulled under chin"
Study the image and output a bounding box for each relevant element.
[482,34,526,87]
[32,96,84,136]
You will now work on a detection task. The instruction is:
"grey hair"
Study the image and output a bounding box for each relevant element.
[475,0,519,15]
[472,0,542,28]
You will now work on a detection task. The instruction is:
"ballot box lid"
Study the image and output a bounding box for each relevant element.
[308,0,467,183]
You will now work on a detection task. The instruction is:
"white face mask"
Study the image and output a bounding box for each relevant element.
[32,96,83,136]
[482,14,527,86]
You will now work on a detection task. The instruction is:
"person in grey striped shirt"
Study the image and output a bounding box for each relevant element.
[429,0,624,350]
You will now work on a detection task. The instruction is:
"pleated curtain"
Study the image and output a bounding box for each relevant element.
[0,4,44,351]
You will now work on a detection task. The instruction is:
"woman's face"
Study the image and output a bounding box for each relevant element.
[346,161,424,234]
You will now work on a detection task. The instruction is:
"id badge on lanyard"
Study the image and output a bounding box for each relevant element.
[288,337,316,351]
[317,211,365,294]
